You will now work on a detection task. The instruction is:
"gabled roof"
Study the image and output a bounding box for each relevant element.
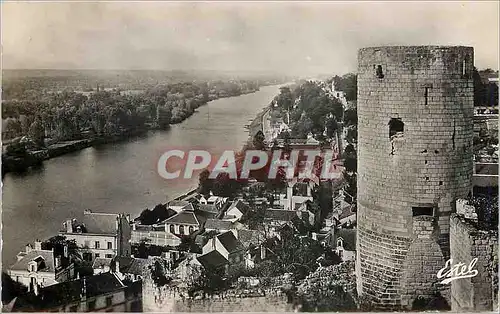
[195,210,217,225]
[92,257,112,269]
[205,219,234,231]
[339,205,356,220]
[227,199,250,215]
[9,250,56,273]
[11,273,125,311]
[198,204,219,214]
[237,229,265,248]
[112,256,149,276]
[168,200,191,208]
[69,212,118,235]
[335,229,356,251]
[264,209,298,222]
[217,231,244,254]
[164,210,199,225]
[197,251,228,270]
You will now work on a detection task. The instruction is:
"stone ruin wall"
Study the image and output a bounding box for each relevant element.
[356,46,474,309]
[450,213,498,312]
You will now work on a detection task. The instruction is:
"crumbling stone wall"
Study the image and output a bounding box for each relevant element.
[450,213,498,311]
[399,216,448,308]
[173,293,291,312]
[356,46,474,309]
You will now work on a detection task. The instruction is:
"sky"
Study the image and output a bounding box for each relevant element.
[2,1,499,76]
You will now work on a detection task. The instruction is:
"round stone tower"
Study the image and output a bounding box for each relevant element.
[356,46,474,309]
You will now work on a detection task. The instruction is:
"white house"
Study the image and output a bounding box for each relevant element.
[8,240,75,291]
[202,231,245,265]
[333,229,356,262]
[224,200,250,221]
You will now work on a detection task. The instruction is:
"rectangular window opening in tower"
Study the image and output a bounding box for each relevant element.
[389,118,404,139]
[412,206,434,217]
[376,65,384,79]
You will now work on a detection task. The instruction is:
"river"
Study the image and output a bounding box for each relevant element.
[1,84,282,266]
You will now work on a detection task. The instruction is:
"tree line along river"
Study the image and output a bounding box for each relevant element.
[1,84,283,266]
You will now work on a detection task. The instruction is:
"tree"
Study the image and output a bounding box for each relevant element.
[198,168,213,196]
[27,117,45,147]
[42,235,81,261]
[252,130,266,150]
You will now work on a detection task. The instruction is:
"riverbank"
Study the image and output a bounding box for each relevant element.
[1,87,266,176]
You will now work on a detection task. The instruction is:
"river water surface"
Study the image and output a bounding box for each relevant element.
[2,84,282,266]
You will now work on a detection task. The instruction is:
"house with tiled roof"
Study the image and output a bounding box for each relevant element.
[93,256,149,283]
[60,210,131,262]
[163,210,199,236]
[6,272,141,312]
[225,199,250,221]
[197,250,229,271]
[263,208,315,238]
[199,193,228,211]
[202,231,245,265]
[167,200,194,213]
[324,228,356,262]
[8,240,75,292]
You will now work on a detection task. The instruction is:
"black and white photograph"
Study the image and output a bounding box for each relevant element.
[1,1,498,312]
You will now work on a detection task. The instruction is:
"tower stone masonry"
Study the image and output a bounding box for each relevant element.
[356,46,474,309]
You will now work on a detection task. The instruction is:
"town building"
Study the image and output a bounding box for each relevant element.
[224,199,250,221]
[60,210,132,261]
[201,231,245,265]
[8,240,75,291]
[5,272,142,312]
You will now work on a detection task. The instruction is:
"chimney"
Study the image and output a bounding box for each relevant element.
[65,219,73,233]
[34,240,42,251]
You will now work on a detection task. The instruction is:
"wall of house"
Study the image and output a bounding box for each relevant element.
[62,233,116,259]
[8,270,57,289]
[450,214,498,312]
[59,290,127,312]
[131,230,182,247]
[356,46,474,309]
[166,223,198,236]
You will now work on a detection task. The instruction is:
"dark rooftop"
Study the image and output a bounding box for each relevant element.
[197,250,228,270]
[217,231,244,254]
[11,273,125,311]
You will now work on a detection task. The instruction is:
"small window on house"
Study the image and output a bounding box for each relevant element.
[376,65,384,78]
[389,118,404,138]
[412,206,434,217]
[179,225,185,235]
[189,226,194,234]
[94,241,100,249]
[107,242,113,250]
[338,250,343,258]
[169,225,175,234]
[337,238,343,248]
[105,254,113,258]
[95,253,100,258]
